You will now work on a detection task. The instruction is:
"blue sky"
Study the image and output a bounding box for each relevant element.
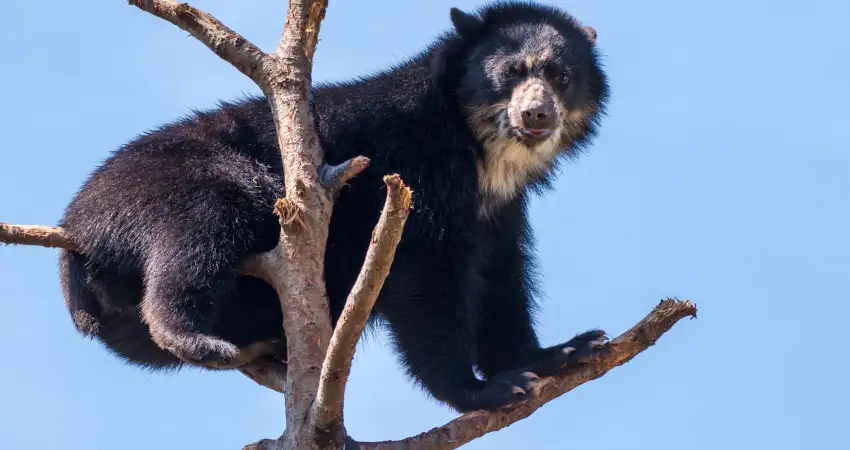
[0,0,847,448]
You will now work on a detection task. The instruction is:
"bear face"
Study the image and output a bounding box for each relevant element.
[442,4,608,215]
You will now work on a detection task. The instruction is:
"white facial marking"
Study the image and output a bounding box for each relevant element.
[476,127,562,219]
[466,76,589,219]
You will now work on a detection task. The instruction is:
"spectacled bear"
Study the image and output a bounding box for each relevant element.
[58,1,611,412]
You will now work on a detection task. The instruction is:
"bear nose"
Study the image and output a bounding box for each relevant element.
[521,100,557,131]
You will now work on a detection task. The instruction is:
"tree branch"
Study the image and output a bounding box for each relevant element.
[357,298,698,450]
[0,222,274,284]
[297,0,328,62]
[0,223,76,250]
[311,175,413,436]
[128,0,267,82]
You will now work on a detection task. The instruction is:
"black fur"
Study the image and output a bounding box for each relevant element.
[59,1,610,411]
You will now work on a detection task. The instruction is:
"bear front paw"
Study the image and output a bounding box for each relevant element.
[461,369,540,412]
[532,329,609,377]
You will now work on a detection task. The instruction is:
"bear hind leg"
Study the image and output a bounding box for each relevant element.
[140,249,241,368]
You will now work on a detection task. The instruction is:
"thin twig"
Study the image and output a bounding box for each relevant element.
[357,298,698,450]
[311,175,413,434]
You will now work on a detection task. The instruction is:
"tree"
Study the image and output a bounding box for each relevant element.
[0,1,697,449]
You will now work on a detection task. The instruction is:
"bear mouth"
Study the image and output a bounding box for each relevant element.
[511,126,554,146]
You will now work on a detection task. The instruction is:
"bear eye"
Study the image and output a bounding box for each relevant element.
[506,63,523,78]
[554,70,571,86]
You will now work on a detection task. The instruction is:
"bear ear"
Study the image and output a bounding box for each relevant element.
[582,26,598,44]
[450,7,483,38]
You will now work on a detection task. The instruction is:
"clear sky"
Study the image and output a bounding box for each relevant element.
[0,0,847,448]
